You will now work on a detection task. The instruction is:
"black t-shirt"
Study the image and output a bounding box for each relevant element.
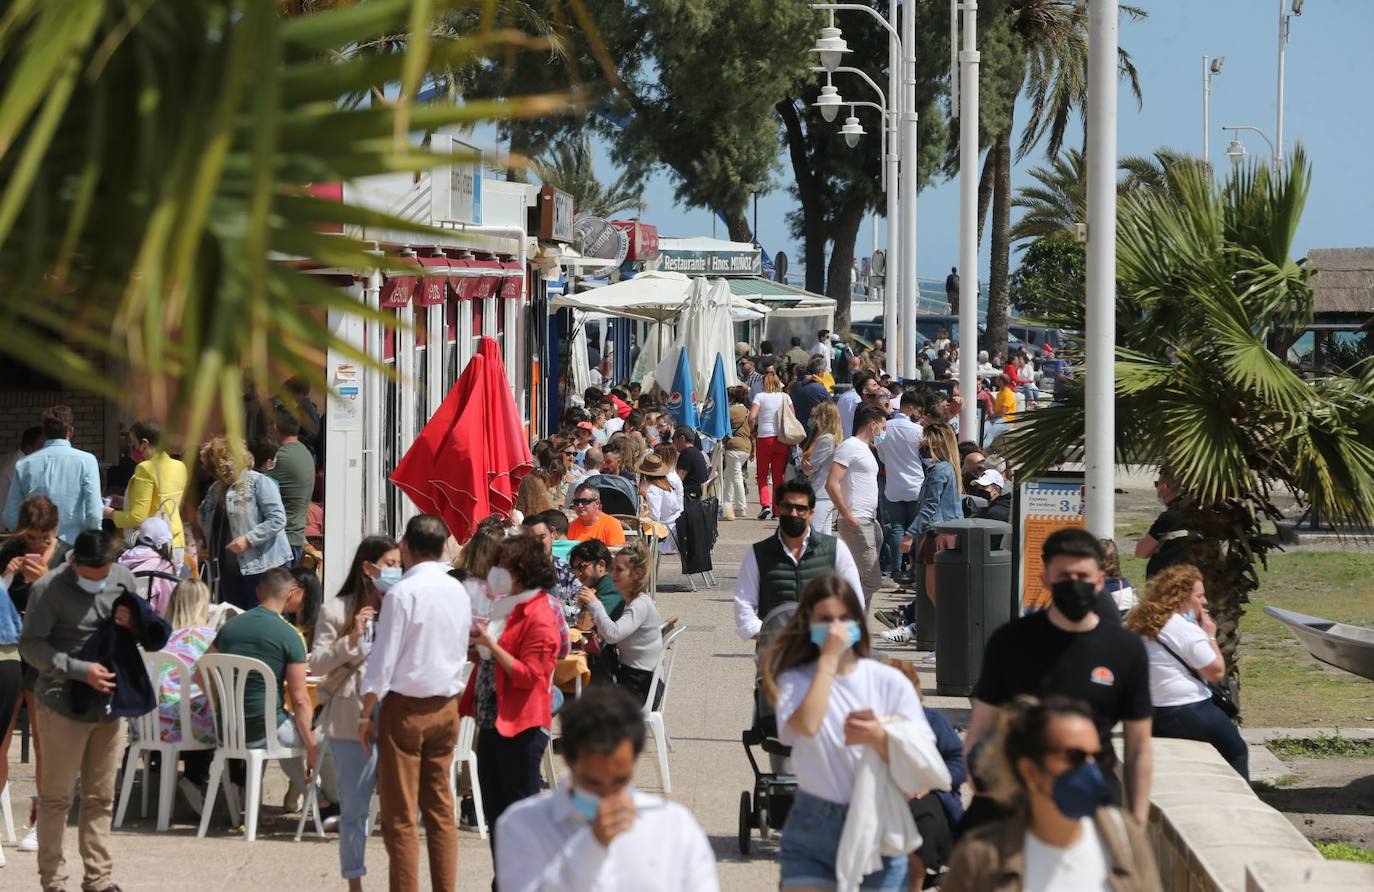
[1146,507,1194,577]
[676,446,708,499]
[972,612,1151,772]
[931,357,951,379]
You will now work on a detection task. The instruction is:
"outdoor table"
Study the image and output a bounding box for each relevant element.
[556,629,591,695]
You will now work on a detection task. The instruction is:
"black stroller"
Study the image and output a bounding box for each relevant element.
[739,602,799,855]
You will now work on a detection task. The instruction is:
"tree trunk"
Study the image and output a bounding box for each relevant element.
[985,126,1012,359]
[723,210,753,244]
[826,199,867,335]
[976,145,997,246]
[778,98,827,295]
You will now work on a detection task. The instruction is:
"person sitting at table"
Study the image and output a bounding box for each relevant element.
[287,565,323,649]
[578,541,663,707]
[116,516,179,614]
[310,534,400,891]
[568,539,626,683]
[637,454,682,554]
[566,483,627,547]
[522,511,581,616]
[461,533,562,868]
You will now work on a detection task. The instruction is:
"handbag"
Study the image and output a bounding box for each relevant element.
[776,396,806,446]
[1157,638,1239,719]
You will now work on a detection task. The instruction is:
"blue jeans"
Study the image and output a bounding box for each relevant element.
[780,790,909,890]
[1153,698,1250,781]
[330,737,379,880]
[881,498,920,580]
[982,419,1011,449]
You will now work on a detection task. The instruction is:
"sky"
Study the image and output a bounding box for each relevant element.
[568,0,1374,285]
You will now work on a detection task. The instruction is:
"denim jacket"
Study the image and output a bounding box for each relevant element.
[198,470,292,575]
[906,460,963,538]
[0,579,20,645]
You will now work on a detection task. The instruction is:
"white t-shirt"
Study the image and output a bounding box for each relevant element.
[832,437,879,520]
[1022,820,1113,892]
[1143,613,1214,707]
[604,417,625,437]
[751,391,788,438]
[774,659,926,805]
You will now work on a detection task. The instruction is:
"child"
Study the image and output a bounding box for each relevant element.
[1100,538,1137,616]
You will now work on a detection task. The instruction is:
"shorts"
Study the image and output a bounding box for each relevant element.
[779,790,909,891]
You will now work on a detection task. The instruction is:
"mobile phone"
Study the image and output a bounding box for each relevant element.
[363,619,375,646]
[25,552,42,564]
[847,708,877,722]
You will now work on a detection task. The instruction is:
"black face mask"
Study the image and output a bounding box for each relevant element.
[1051,578,1098,622]
[778,514,809,537]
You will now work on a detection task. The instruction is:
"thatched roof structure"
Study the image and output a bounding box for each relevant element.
[1308,248,1374,315]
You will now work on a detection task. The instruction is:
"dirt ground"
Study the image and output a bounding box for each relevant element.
[1256,754,1374,848]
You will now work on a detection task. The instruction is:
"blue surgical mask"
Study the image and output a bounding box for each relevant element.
[921,456,936,469]
[808,620,861,650]
[76,574,107,595]
[872,430,887,446]
[374,566,403,593]
[1182,609,1197,624]
[569,786,600,822]
[1050,760,1108,820]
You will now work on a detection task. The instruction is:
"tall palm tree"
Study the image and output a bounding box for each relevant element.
[1002,147,1374,696]
[976,0,1145,355]
[0,1,573,449]
[532,135,645,219]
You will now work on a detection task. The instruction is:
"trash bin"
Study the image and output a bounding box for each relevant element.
[913,573,937,652]
[932,518,1012,697]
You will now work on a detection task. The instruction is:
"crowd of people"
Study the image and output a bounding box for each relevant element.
[0,331,1248,891]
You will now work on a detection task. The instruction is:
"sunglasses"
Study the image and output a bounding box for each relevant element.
[1044,747,1100,769]
[777,502,812,516]
[571,497,598,506]
[563,451,576,457]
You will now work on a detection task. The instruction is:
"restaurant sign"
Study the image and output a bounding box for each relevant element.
[659,248,762,277]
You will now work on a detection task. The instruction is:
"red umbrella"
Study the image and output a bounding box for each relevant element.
[390,337,532,542]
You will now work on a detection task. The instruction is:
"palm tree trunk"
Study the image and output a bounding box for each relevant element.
[985,126,1013,359]
[826,198,867,334]
[977,145,997,246]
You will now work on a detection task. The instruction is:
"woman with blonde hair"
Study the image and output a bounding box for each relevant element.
[800,400,844,534]
[749,368,794,520]
[513,468,554,523]
[150,578,219,813]
[1126,564,1246,779]
[903,422,964,609]
[721,385,753,520]
[577,540,663,705]
[197,436,291,610]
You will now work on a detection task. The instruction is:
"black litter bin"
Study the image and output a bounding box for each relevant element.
[914,573,937,652]
[932,519,1012,696]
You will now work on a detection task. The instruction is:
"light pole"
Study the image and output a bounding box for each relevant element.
[1221,124,1277,168]
[1202,55,1224,165]
[816,65,899,368]
[1085,0,1118,538]
[954,0,980,440]
[1277,0,1303,166]
[810,3,915,379]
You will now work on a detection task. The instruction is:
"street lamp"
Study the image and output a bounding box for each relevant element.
[1221,124,1277,167]
[1202,54,1224,165]
[810,12,851,73]
[1225,137,1247,166]
[840,109,866,147]
[1277,0,1302,165]
[814,78,844,123]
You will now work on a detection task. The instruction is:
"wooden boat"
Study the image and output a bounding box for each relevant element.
[1264,606,1374,682]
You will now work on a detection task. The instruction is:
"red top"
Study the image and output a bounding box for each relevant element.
[460,594,560,737]
[1003,362,1026,386]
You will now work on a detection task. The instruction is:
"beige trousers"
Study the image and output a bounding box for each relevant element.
[36,704,125,891]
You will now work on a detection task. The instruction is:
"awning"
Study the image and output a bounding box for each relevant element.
[726,277,837,317]
[549,270,776,324]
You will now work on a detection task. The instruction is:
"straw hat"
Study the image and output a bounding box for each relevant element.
[638,454,671,478]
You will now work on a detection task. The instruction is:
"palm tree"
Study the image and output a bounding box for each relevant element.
[0,2,573,450]
[975,0,1145,356]
[1002,147,1374,697]
[532,136,645,219]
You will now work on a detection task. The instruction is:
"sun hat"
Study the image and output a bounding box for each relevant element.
[638,454,670,478]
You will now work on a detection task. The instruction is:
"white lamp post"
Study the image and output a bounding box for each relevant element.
[1221,124,1277,167]
[1203,55,1224,166]
[1085,0,1119,538]
[1277,0,1303,166]
[954,0,980,440]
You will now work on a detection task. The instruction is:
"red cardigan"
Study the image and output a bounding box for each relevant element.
[460,593,560,737]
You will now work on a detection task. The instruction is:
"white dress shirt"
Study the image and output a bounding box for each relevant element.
[874,413,925,502]
[837,387,863,440]
[361,561,471,700]
[0,448,22,531]
[495,782,719,892]
[734,531,866,639]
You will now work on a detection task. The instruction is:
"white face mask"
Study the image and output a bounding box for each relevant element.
[486,566,514,597]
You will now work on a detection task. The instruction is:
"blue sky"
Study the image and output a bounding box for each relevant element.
[571,0,1374,284]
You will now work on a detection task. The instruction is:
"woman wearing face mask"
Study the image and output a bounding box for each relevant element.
[763,574,934,891]
[461,533,562,863]
[902,422,963,614]
[1125,564,1247,780]
[309,535,400,891]
[944,696,1161,891]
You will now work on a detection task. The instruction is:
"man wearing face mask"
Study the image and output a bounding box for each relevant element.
[19,528,138,892]
[825,404,888,605]
[963,530,1154,826]
[497,686,718,890]
[358,514,472,892]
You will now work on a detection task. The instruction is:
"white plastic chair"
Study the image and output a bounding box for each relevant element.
[1,781,14,842]
[449,715,487,839]
[115,652,216,831]
[643,626,685,793]
[195,653,322,842]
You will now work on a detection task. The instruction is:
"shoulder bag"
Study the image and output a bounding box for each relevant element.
[776,396,806,446]
[1157,637,1239,719]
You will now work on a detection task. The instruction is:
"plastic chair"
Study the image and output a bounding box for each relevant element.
[643,626,685,793]
[1,781,14,843]
[195,653,322,842]
[115,652,216,831]
[449,715,487,839]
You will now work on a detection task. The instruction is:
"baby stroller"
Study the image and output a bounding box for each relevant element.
[739,602,799,855]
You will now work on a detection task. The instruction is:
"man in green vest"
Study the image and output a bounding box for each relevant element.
[733,479,866,643]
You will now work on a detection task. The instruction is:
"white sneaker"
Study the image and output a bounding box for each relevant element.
[178,777,205,816]
[18,822,38,852]
[921,651,938,663]
[880,624,915,643]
